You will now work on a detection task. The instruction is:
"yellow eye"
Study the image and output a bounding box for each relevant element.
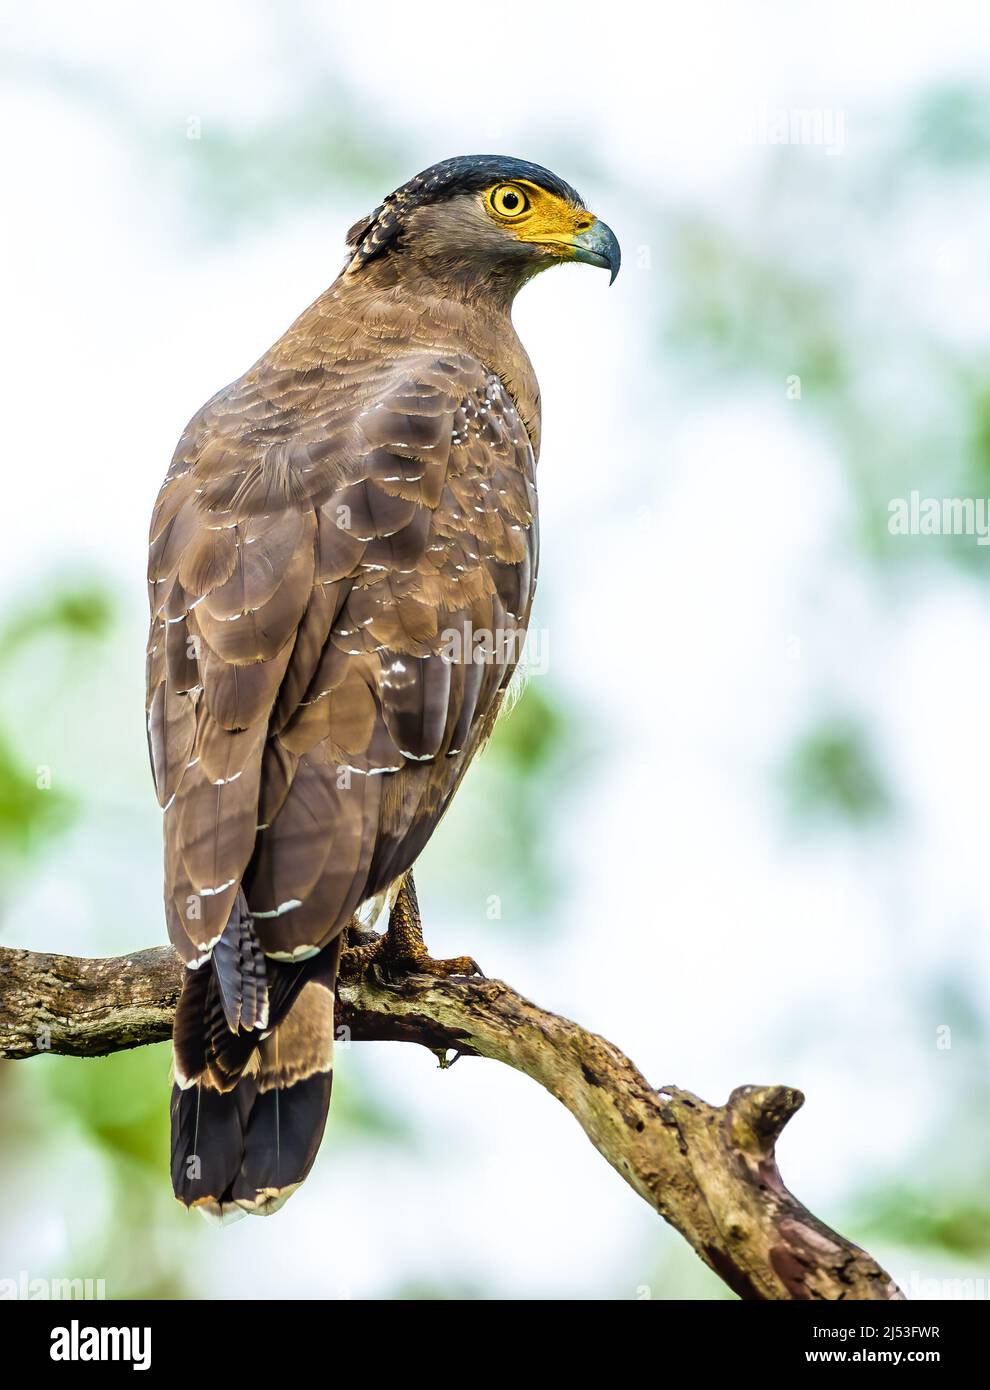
[489,184,530,218]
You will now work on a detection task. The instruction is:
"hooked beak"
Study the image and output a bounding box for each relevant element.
[570,218,621,284]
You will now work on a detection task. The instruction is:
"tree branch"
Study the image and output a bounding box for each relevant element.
[0,939,903,1300]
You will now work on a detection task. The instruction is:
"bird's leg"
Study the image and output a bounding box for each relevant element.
[385,873,483,978]
[348,872,483,979]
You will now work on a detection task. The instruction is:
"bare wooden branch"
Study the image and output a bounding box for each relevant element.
[0,940,903,1300]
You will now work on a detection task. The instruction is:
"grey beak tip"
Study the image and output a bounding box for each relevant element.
[603,223,621,284]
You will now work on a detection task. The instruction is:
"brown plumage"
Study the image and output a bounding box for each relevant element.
[147,154,619,1220]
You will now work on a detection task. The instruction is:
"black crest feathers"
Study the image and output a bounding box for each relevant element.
[346,155,585,269]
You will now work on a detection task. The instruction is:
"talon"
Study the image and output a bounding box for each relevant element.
[357,873,484,983]
[431,955,484,980]
[388,949,483,980]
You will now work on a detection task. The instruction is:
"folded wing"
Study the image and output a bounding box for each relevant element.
[147,353,539,963]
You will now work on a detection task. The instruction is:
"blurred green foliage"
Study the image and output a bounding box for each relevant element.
[0,580,115,870]
[782,716,892,828]
[24,1041,416,1299]
[0,583,116,662]
[663,87,990,585]
[666,223,849,398]
[859,1188,990,1257]
[0,732,74,857]
[851,973,990,1265]
[163,96,404,238]
[421,679,587,931]
[905,86,990,168]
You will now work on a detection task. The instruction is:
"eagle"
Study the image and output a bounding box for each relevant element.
[146,155,619,1221]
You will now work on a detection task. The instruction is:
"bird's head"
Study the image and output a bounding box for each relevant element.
[345,155,620,299]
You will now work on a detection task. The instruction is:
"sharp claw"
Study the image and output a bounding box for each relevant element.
[384,952,485,981]
[445,958,484,979]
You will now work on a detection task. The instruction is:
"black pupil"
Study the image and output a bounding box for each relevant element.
[502,190,519,210]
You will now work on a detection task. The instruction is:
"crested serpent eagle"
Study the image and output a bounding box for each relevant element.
[146,155,620,1220]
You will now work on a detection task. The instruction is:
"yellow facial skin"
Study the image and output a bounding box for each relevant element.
[483,180,596,258]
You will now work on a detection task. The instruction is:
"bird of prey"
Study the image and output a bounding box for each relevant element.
[146,155,619,1221]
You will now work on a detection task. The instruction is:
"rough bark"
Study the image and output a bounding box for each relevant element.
[0,939,903,1301]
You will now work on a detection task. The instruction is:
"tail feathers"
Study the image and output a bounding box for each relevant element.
[171,954,258,1093]
[171,937,340,1220]
[170,1077,257,1225]
[212,890,268,1033]
[229,1071,334,1215]
[173,902,277,1092]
